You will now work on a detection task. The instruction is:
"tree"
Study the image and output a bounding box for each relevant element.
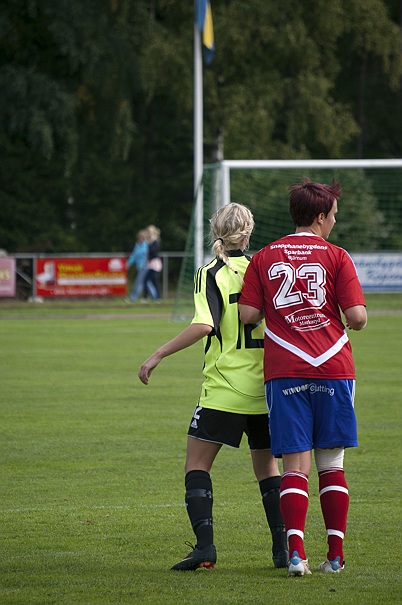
[0,0,400,254]
[335,0,402,158]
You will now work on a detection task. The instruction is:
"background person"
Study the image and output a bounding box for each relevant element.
[138,203,288,571]
[143,225,162,301]
[125,229,149,302]
[239,178,367,577]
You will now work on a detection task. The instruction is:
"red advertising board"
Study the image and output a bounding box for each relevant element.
[35,257,127,297]
[0,257,16,297]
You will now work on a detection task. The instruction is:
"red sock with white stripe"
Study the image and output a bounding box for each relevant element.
[319,468,349,562]
[280,471,309,560]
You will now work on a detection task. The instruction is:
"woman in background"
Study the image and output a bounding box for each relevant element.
[144,225,162,301]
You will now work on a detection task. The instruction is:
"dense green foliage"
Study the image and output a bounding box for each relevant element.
[0,0,401,253]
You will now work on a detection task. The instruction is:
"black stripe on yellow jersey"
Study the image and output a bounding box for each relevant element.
[191,250,266,415]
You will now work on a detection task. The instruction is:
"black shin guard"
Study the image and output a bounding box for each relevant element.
[185,470,213,549]
[259,475,287,555]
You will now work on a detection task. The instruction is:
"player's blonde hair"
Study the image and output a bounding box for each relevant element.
[209,203,254,283]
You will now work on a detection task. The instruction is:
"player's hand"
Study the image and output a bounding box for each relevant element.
[138,353,161,385]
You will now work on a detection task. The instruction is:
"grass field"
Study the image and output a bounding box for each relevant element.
[0,295,401,604]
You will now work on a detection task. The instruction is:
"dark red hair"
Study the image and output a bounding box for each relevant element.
[289,177,342,227]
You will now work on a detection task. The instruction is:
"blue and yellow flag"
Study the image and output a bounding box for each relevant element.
[195,0,215,64]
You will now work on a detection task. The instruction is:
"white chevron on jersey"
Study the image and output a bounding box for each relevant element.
[264,326,349,367]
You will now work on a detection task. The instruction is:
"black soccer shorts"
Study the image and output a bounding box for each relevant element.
[187,406,271,450]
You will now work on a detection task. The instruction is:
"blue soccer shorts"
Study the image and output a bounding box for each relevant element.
[265,378,358,457]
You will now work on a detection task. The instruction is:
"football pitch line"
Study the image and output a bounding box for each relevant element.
[0,308,401,321]
[0,503,186,513]
[0,313,172,320]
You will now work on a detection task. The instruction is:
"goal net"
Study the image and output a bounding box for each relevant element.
[173,159,402,320]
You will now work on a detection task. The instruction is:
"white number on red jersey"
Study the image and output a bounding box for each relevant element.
[268,262,327,310]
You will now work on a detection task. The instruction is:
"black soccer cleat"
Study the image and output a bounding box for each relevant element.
[170,543,217,571]
[272,548,289,569]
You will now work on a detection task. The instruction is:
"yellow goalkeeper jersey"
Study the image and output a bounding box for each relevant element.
[191,250,266,414]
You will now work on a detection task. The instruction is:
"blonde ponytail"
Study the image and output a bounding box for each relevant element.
[209,203,254,284]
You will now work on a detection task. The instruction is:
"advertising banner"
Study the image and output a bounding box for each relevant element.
[35,257,127,297]
[351,252,402,292]
[0,257,16,297]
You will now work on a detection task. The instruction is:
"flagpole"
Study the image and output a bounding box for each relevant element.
[194,18,204,272]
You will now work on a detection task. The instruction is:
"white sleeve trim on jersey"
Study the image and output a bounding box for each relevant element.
[264,327,349,367]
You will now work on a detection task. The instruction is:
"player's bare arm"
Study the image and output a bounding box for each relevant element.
[138,323,212,385]
[343,305,367,331]
[238,304,263,325]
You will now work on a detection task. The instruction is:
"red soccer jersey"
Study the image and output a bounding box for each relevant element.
[239,233,366,381]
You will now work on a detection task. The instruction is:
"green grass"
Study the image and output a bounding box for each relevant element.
[0,291,401,317]
[0,297,401,604]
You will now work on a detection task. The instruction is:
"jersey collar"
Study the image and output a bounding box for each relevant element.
[226,249,245,257]
[289,232,321,238]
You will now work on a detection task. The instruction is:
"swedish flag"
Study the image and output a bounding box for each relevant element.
[195,0,215,64]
